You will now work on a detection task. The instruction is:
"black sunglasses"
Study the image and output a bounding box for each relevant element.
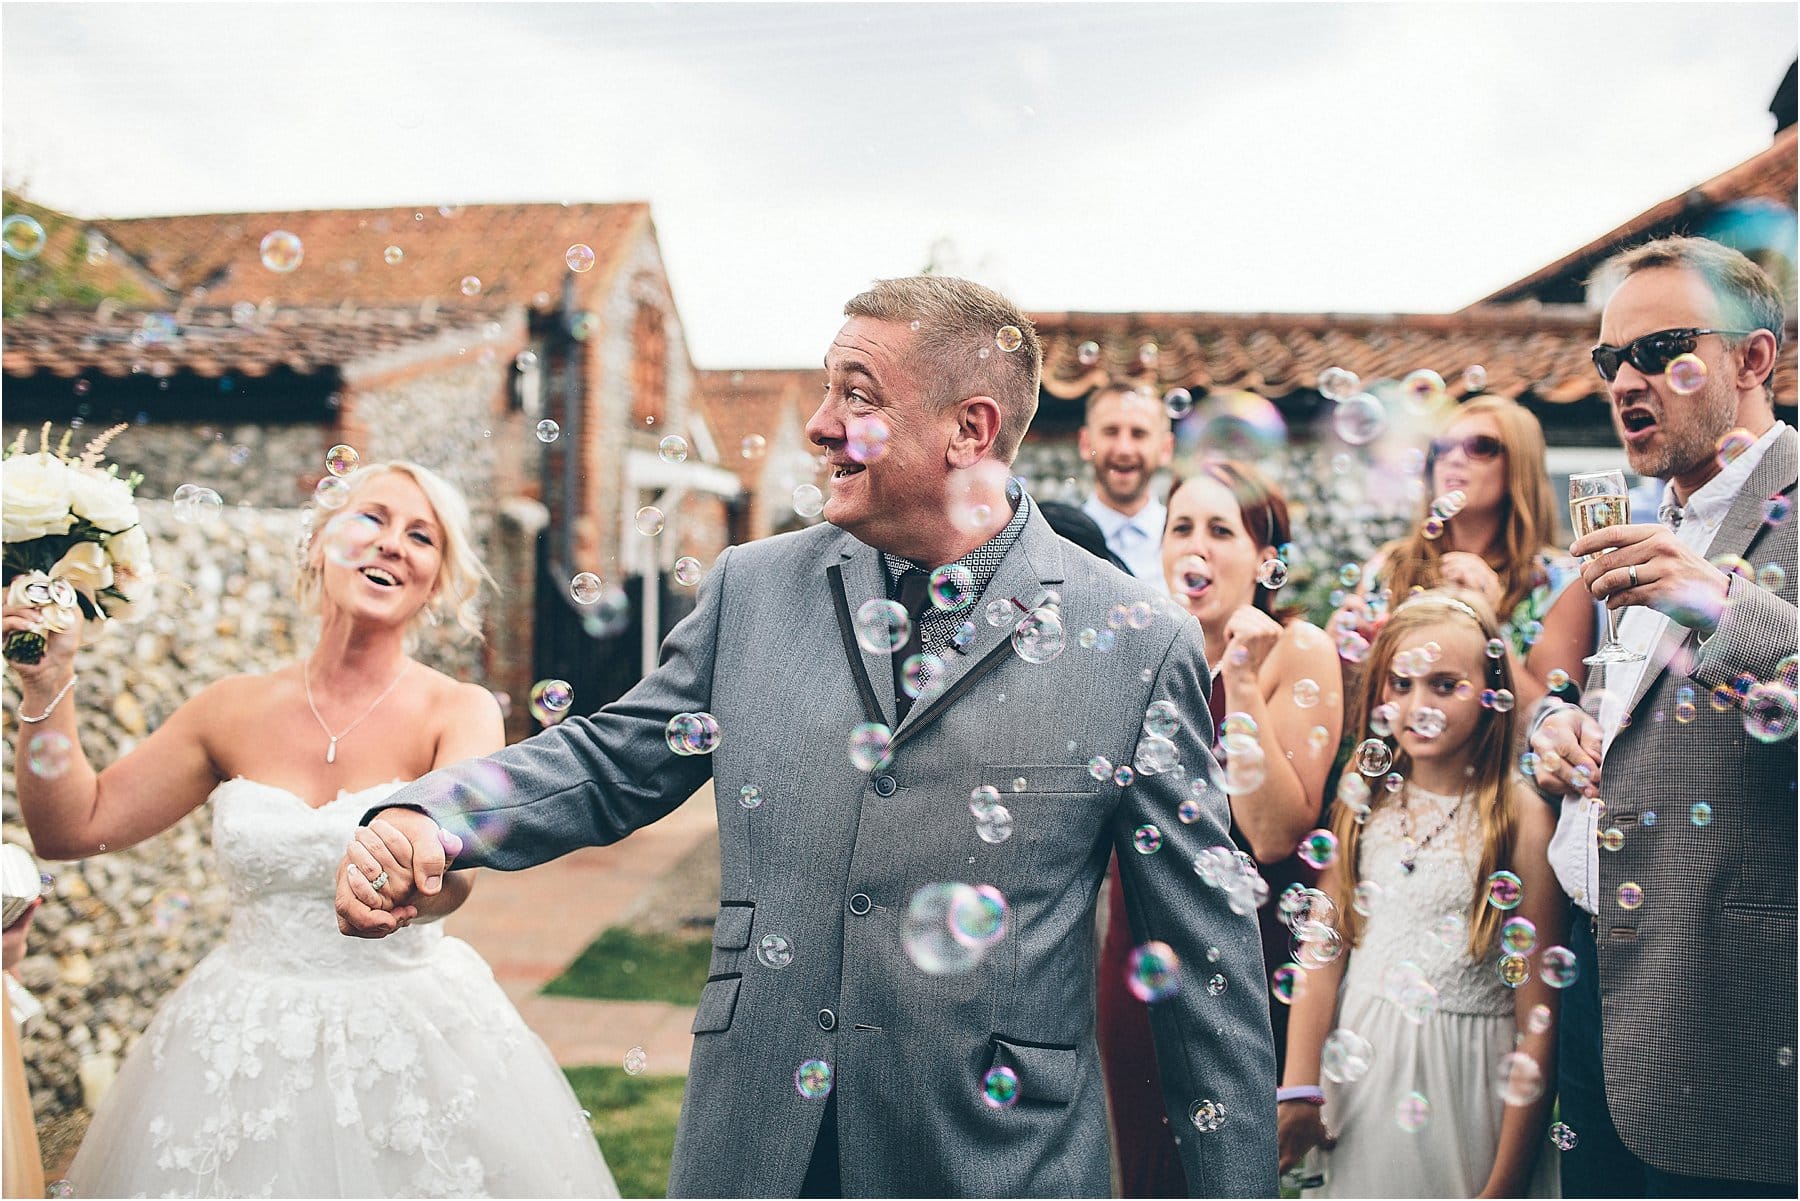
[1428,433,1505,462]
[1590,327,1753,383]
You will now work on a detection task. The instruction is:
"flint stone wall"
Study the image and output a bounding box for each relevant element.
[1,498,491,1153]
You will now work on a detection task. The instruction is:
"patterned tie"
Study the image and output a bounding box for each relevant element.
[892,569,932,722]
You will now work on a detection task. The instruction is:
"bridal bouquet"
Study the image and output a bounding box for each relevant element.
[2,423,155,664]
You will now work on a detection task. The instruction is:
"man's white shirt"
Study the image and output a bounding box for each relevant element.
[1082,493,1169,590]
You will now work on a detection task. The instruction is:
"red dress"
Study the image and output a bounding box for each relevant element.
[1097,674,1318,1196]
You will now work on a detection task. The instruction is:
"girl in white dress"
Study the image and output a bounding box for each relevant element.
[5,461,618,1198]
[1278,590,1563,1198]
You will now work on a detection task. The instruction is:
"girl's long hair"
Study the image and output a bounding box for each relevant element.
[1376,396,1559,621]
[1330,588,1520,962]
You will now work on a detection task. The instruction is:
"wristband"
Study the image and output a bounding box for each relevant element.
[1277,1085,1325,1104]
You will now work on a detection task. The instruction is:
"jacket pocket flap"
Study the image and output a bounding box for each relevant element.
[692,975,742,1035]
[989,1036,1079,1105]
[713,903,755,950]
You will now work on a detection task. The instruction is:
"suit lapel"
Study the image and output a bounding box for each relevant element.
[1624,427,1798,715]
[832,539,900,729]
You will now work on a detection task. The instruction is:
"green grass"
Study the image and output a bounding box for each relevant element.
[565,1066,686,1199]
[541,926,712,1004]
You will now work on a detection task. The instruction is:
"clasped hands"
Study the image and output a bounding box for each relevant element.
[334,808,463,938]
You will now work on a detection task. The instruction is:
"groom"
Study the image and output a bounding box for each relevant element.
[337,276,1277,1198]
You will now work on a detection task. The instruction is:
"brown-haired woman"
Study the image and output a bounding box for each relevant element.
[1328,396,1594,712]
[1098,461,1344,1196]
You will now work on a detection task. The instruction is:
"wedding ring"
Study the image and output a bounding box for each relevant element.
[368,870,390,893]
[1628,564,1640,588]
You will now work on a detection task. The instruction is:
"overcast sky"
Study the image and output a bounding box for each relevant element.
[3,2,1794,367]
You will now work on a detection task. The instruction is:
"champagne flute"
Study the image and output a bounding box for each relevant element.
[1569,470,1645,665]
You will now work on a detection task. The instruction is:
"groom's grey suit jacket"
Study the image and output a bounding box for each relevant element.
[389,504,1278,1197]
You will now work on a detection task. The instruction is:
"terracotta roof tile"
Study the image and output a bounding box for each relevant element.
[85,202,651,313]
[692,367,826,491]
[2,193,169,307]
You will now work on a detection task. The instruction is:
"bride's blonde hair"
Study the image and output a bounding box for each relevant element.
[296,460,492,641]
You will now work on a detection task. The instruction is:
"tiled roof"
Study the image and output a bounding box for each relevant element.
[2,193,169,307]
[1472,126,1798,308]
[1030,307,1797,411]
[1,306,506,381]
[692,367,826,488]
[83,202,651,313]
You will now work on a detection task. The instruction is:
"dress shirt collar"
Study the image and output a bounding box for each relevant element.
[1657,421,1789,534]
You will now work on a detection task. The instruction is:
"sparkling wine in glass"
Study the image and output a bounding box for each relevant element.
[1569,470,1645,665]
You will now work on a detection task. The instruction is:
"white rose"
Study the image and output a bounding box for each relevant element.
[107,524,152,577]
[1,453,75,543]
[104,526,156,622]
[65,466,139,533]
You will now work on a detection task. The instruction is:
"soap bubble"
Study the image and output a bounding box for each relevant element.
[658,435,689,463]
[995,325,1024,353]
[529,679,574,723]
[459,275,482,297]
[1401,368,1447,411]
[1494,1051,1546,1106]
[951,884,1010,948]
[623,1046,647,1075]
[848,723,893,772]
[565,243,596,273]
[846,415,890,463]
[1549,1122,1578,1151]
[1321,1028,1374,1084]
[973,802,1014,844]
[1742,683,1797,742]
[793,484,825,518]
[904,882,988,974]
[1485,870,1523,910]
[795,1059,833,1099]
[1187,390,1287,459]
[259,230,304,273]
[1077,340,1101,366]
[1189,1097,1227,1133]
[1539,945,1578,988]
[1317,366,1360,402]
[1,213,47,260]
[1616,881,1644,910]
[1270,963,1302,1005]
[1133,825,1163,855]
[25,731,73,779]
[1143,700,1180,738]
[1497,953,1530,988]
[1296,829,1339,870]
[1127,940,1181,1002]
[570,572,604,604]
[1500,916,1537,954]
[1257,558,1289,589]
[384,245,404,265]
[1292,678,1322,708]
[928,564,976,612]
[1333,393,1386,445]
[174,484,225,522]
[1164,388,1194,419]
[1395,1092,1431,1132]
[738,785,763,810]
[855,598,911,653]
[1666,353,1706,394]
[631,505,664,536]
[741,434,767,460]
[535,419,560,443]
[1462,364,1488,393]
[1353,738,1394,777]
[673,557,703,586]
[1012,608,1065,664]
[756,933,794,968]
[325,444,360,476]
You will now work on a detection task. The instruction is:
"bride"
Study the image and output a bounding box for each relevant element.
[5,460,618,1198]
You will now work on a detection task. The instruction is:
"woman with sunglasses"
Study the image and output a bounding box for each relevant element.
[1327,396,1595,715]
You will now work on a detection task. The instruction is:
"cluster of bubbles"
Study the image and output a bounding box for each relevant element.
[171,482,224,524]
[528,678,573,724]
[665,711,721,755]
[902,881,1010,974]
[1419,490,1467,541]
[969,785,1014,844]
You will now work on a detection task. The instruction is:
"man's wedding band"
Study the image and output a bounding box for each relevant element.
[368,870,390,892]
[1628,564,1640,588]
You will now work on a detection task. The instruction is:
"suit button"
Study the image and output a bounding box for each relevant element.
[849,893,872,915]
[817,1008,837,1031]
[873,775,897,797]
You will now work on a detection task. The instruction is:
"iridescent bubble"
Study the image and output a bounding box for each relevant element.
[535,419,560,443]
[1164,388,1194,419]
[1491,689,1516,713]
[757,933,795,969]
[739,785,763,810]
[795,1059,833,1099]
[1076,340,1101,366]
[855,598,911,653]
[1321,1028,1374,1084]
[1138,342,1159,367]
[1407,706,1448,739]
[1187,390,1287,459]
[1500,916,1537,954]
[1757,562,1787,591]
[1526,1003,1553,1035]
[1127,601,1155,630]
[1351,878,1383,916]
[634,506,666,536]
[1318,366,1360,402]
[383,245,404,265]
[928,564,976,612]
[982,1065,1020,1108]
[995,325,1024,353]
[565,243,596,273]
[150,889,192,935]
[529,679,574,723]
[1401,369,1446,411]
[1496,953,1530,988]
[1178,798,1202,824]
[1539,946,1578,988]
[740,434,768,460]
[673,556,703,586]
[1143,700,1180,739]
[1333,393,1386,446]
[1,213,47,260]
[1495,1051,1546,1106]
[324,444,360,477]
[623,1046,647,1075]
[1690,801,1713,826]
[1296,829,1338,870]
[1742,683,1797,742]
[1127,940,1181,1003]
[1546,668,1572,693]
[570,572,604,604]
[1485,870,1523,910]
[173,484,225,522]
[1136,735,1180,777]
[459,275,482,297]
[1382,960,1441,1025]
[846,415,891,463]
[848,722,893,772]
[1395,1092,1432,1132]
[1716,428,1755,468]
[1012,608,1065,664]
[1188,1098,1227,1133]
[792,484,825,518]
[1206,973,1227,995]
[1133,825,1163,855]
[1421,515,1446,540]
[1665,353,1707,394]
[1549,1122,1578,1151]
[259,230,304,273]
[1307,725,1332,754]
[1220,712,1258,740]
[46,1182,73,1200]
[951,884,1010,948]
[973,802,1014,844]
[1290,678,1322,709]
[321,510,381,568]
[1462,364,1488,393]
[658,435,689,464]
[25,731,73,779]
[904,882,988,974]
[985,597,1018,628]
[1353,738,1394,777]
[1270,963,1302,1005]
[1256,558,1289,589]
[1616,881,1644,910]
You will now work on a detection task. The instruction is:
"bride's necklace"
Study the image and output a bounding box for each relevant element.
[1398,784,1468,874]
[303,657,410,764]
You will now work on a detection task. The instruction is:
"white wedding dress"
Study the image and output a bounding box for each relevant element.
[65,779,619,1198]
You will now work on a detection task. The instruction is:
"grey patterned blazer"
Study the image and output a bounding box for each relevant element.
[1585,427,1797,1184]
[383,504,1278,1197]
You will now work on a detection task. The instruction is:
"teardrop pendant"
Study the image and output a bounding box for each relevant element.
[327,737,338,764]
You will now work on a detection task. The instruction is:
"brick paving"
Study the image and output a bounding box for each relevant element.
[444,783,717,1077]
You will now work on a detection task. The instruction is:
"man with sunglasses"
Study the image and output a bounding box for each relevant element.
[1528,236,1795,1197]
